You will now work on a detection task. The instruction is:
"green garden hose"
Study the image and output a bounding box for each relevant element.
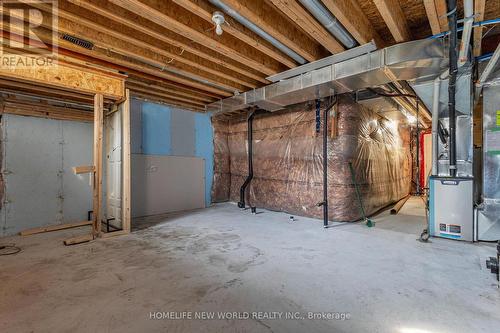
[348,162,374,227]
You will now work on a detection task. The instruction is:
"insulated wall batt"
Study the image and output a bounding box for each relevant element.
[212,94,411,221]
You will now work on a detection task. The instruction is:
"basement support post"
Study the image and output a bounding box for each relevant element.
[92,94,104,237]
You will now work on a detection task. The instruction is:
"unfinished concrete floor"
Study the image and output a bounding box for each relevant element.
[1,197,499,333]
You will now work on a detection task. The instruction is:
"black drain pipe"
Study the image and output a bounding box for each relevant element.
[447,0,458,177]
[318,97,337,228]
[238,110,256,209]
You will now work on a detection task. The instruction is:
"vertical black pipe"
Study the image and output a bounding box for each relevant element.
[238,111,255,209]
[447,0,458,177]
[323,102,329,228]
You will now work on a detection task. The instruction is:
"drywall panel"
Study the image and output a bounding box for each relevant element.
[131,154,205,218]
[61,121,93,223]
[141,102,171,155]
[129,99,214,207]
[171,108,195,156]
[0,115,93,236]
[195,112,214,207]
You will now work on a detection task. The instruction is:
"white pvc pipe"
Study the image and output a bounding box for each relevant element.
[458,0,473,66]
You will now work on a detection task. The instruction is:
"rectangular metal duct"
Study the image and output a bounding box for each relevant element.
[207,38,448,115]
[266,41,377,82]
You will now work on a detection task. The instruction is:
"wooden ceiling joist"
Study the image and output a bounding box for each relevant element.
[131,92,205,112]
[52,1,261,89]
[127,84,207,107]
[267,0,344,54]
[372,0,411,42]
[108,0,284,76]
[57,17,246,92]
[65,0,268,84]
[220,0,329,62]
[1,98,94,122]
[9,4,251,93]
[2,24,232,98]
[434,0,449,32]
[50,44,225,100]
[473,0,486,57]
[126,79,215,104]
[423,0,441,35]
[172,0,297,68]
[0,78,96,104]
[320,0,384,47]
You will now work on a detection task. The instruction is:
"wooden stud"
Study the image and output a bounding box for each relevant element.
[122,89,131,234]
[267,0,344,54]
[372,0,411,42]
[320,0,384,47]
[93,94,104,238]
[19,221,92,236]
[73,165,95,174]
[100,230,129,239]
[473,0,486,57]
[63,234,94,246]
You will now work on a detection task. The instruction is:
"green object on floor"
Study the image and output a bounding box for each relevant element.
[348,162,374,228]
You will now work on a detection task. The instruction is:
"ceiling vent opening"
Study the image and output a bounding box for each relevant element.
[61,34,94,50]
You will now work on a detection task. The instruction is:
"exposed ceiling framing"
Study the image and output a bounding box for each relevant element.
[0,0,498,112]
